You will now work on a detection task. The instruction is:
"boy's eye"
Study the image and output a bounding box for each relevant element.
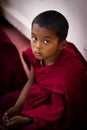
[43,40,50,45]
[31,36,37,41]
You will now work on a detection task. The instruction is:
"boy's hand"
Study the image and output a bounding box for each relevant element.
[3,105,21,123]
[3,106,17,123]
[4,115,32,128]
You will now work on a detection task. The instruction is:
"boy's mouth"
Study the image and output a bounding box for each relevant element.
[32,49,42,57]
[34,51,41,56]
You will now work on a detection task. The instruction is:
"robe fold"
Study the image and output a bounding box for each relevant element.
[21,42,87,129]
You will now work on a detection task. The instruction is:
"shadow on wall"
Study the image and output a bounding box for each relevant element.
[0,0,10,16]
[0,3,3,15]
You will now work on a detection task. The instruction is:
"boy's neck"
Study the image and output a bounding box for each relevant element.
[44,50,62,66]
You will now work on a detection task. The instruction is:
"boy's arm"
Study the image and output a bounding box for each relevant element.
[3,65,34,122]
[14,65,34,109]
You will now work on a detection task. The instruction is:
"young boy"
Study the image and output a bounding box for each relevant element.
[0,10,87,130]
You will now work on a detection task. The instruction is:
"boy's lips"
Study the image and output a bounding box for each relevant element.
[32,48,43,57]
[34,51,42,57]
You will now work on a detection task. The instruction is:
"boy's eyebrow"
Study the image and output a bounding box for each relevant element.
[31,32,51,39]
[43,36,51,39]
[31,32,35,36]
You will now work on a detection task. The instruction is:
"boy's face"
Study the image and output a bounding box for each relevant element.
[31,23,63,62]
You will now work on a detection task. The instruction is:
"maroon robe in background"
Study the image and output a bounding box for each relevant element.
[21,42,87,130]
[0,27,28,96]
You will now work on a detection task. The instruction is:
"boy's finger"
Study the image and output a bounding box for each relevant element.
[5,120,15,127]
[3,113,8,121]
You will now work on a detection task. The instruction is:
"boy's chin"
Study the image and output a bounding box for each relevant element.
[35,56,43,61]
[37,58,43,61]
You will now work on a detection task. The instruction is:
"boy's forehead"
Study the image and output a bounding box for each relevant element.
[32,23,56,36]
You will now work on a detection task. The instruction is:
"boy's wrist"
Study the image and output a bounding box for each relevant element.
[24,116,33,124]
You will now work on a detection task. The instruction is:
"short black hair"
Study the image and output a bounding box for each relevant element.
[32,10,69,42]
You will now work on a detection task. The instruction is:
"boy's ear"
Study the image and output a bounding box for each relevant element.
[59,40,66,50]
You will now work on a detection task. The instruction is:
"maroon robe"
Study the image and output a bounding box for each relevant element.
[21,42,87,129]
[0,27,28,96]
[0,41,87,130]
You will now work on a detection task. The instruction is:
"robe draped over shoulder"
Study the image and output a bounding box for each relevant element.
[21,42,87,129]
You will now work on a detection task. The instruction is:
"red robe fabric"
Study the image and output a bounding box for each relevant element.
[0,27,28,96]
[21,42,87,130]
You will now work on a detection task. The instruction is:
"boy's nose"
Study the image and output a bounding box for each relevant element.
[36,41,42,49]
